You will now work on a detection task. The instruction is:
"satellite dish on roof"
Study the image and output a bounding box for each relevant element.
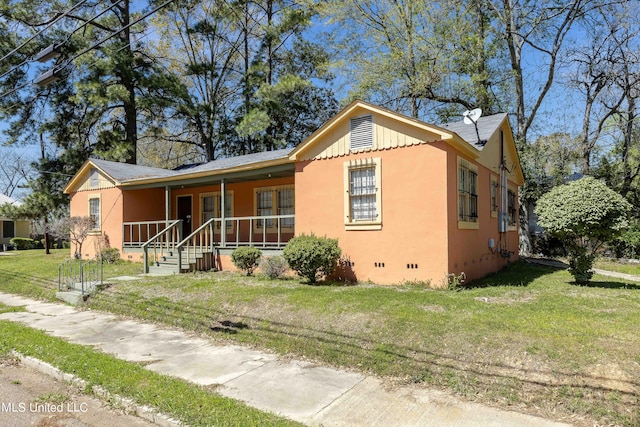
[463,108,482,124]
[462,108,487,146]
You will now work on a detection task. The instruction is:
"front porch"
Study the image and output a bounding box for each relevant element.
[123,214,295,274]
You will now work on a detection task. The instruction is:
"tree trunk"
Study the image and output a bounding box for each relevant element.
[116,0,138,164]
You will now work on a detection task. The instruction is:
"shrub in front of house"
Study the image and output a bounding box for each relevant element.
[283,233,341,284]
[231,246,262,276]
[10,237,35,250]
[260,256,288,279]
[100,247,121,264]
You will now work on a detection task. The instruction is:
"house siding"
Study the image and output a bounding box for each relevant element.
[69,186,124,259]
[298,108,445,161]
[295,142,450,285]
[446,147,520,282]
[0,219,30,245]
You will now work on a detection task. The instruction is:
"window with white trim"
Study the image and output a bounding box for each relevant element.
[88,197,101,231]
[343,158,382,230]
[350,115,373,151]
[490,175,498,217]
[458,158,478,225]
[350,167,376,220]
[254,186,295,231]
[201,191,233,230]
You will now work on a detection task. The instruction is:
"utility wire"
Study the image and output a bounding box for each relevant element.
[0,0,90,64]
[0,0,174,101]
[58,0,174,69]
[0,1,124,83]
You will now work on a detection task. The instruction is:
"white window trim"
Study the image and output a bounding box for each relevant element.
[457,157,479,230]
[200,191,234,231]
[88,194,101,233]
[343,157,382,230]
[253,185,295,232]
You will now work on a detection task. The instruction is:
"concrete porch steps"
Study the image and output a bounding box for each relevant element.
[149,249,214,275]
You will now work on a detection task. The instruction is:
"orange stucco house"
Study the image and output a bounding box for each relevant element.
[64,101,524,286]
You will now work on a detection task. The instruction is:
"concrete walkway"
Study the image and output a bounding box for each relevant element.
[0,291,570,427]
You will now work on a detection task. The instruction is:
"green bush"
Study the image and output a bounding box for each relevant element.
[535,177,631,284]
[100,247,121,264]
[231,246,262,276]
[10,237,35,250]
[260,256,288,279]
[568,249,595,284]
[282,233,341,284]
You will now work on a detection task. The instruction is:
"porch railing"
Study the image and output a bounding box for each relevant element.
[123,220,172,248]
[175,214,295,272]
[142,219,182,273]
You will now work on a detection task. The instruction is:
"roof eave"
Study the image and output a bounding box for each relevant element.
[289,100,461,161]
[120,156,294,188]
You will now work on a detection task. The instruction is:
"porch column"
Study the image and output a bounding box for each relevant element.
[221,179,226,247]
[165,186,171,226]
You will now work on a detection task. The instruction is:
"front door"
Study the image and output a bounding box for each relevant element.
[177,196,192,238]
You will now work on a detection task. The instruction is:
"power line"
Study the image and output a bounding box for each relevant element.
[59,0,174,70]
[0,0,175,101]
[0,0,91,64]
[0,1,125,84]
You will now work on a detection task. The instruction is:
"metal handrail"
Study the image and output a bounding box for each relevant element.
[57,257,103,296]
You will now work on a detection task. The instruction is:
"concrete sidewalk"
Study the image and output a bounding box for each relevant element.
[0,291,570,427]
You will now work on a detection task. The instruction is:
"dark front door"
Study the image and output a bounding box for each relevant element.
[177,196,192,238]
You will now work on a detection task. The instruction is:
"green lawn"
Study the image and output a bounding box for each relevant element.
[1,249,639,427]
[595,259,640,276]
[0,318,300,427]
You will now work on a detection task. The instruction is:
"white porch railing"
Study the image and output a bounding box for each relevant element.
[123,220,173,248]
[141,220,182,273]
[135,215,295,273]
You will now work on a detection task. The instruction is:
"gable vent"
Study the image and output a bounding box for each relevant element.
[350,115,373,151]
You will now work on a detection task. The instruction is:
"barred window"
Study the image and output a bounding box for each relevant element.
[458,159,478,223]
[89,197,101,231]
[490,175,498,216]
[508,189,517,226]
[350,167,377,221]
[343,158,382,230]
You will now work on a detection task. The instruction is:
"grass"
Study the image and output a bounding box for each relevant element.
[594,259,640,276]
[0,314,301,427]
[1,249,639,426]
